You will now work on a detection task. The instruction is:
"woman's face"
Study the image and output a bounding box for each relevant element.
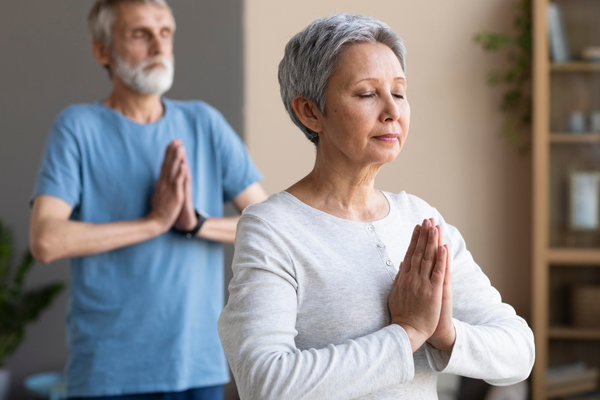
[318,42,409,167]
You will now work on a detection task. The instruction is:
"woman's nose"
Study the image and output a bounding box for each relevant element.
[381,94,401,122]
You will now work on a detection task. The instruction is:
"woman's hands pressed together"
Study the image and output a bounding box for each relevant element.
[388,219,456,355]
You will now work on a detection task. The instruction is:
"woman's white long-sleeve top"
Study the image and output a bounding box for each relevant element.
[218,191,534,400]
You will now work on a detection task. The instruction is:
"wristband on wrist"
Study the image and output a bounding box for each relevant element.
[174,210,208,238]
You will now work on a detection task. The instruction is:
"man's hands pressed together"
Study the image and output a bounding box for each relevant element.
[148,139,198,233]
[388,218,456,356]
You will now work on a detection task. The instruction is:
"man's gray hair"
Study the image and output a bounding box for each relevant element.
[278,13,406,145]
[87,0,173,48]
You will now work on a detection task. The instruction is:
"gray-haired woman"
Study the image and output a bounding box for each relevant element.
[218,13,534,400]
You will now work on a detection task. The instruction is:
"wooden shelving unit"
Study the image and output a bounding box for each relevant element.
[549,328,600,340]
[551,62,600,72]
[550,133,600,143]
[548,249,600,265]
[532,0,600,399]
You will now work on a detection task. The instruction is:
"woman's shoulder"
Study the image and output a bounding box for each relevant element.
[384,190,436,215]
[241,191,300,225]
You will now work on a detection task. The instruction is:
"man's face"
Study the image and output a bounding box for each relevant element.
[107,2,175,94]
[110,2,174,72]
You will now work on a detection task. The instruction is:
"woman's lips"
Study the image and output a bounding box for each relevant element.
[373,133,399,143]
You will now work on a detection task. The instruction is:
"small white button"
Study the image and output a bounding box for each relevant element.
[386,260,393,266]
[368,225,374,231]
[377,243,385,248]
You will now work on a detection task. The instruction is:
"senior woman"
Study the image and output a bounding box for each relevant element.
[218,13,534,400]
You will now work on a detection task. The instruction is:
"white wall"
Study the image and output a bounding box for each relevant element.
[244,0,531,320]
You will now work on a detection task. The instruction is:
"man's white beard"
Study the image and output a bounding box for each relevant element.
[112,53,174,95]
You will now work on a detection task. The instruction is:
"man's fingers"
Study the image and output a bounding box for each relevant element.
[169,146,186,182]
[160,139,183,178]
[175,161,187,191]
[431,245,446,286]
[402,225,421,273]
[184,162,192,196]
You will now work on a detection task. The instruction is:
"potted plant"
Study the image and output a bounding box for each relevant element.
[0,220,65,400]
[474,0,532,155]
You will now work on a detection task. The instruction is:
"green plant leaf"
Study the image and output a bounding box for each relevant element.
[19,283,65,323]
[474,0,532,154]
[0,221,14,287]
[0,218,66,364]
[0,330,24,367]
[10,251,35,299]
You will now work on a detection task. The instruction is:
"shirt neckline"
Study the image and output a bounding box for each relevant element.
[280,190,397,228]
[96,97,170,127]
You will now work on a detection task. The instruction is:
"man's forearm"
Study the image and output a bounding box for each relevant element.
[197,216,239,244]
[31,217,163,264]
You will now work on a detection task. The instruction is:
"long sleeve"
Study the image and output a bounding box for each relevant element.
[424,209,535,385]
[218,214,415,400]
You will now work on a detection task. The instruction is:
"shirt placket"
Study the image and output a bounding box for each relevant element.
[364,223,397,281]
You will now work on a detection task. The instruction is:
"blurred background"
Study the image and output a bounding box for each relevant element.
[0,0,533,399]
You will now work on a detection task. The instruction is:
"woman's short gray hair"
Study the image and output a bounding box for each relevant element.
[278,13,406,145]
[87,0,173,48]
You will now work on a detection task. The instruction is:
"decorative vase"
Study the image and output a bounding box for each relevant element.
[0,368,10,400]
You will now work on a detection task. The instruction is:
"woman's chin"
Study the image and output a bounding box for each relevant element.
[367,144,401,164]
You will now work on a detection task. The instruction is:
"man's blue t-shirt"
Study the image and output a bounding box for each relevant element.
[32,99,263,397]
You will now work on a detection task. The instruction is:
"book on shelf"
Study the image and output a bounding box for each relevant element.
[547,363,599,398]
[547,2,571,63]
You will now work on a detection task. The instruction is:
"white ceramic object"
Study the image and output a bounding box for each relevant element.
[0,368,10,400]
[567,111,587,133]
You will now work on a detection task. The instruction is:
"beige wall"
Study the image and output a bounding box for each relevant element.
[244,0,531,320]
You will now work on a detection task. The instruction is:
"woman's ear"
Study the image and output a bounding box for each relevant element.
[292,96,323,134]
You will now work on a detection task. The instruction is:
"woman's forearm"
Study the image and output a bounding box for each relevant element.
[225,325,415,400]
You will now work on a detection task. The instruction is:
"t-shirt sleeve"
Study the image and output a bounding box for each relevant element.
[211,110,263,203]
[31,119,82,209]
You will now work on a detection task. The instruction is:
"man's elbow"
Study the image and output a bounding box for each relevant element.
[29,230,56,264]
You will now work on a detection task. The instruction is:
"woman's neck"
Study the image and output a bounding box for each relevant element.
[287,146,389,222]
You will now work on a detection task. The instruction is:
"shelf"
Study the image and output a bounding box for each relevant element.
[550,133,600,143]
[551,62,600,72]
[548,248,600,265]
[549,327,600,340]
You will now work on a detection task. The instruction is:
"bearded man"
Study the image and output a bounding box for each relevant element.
[29,1,266,399]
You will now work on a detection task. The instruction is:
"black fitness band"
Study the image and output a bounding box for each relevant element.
[173,210,208,238]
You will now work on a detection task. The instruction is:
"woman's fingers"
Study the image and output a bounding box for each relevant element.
[430,245,446,285]
[402,224,421,273]
[444,244,452,286]
[411,219,431,272]
[418,223,438,278]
